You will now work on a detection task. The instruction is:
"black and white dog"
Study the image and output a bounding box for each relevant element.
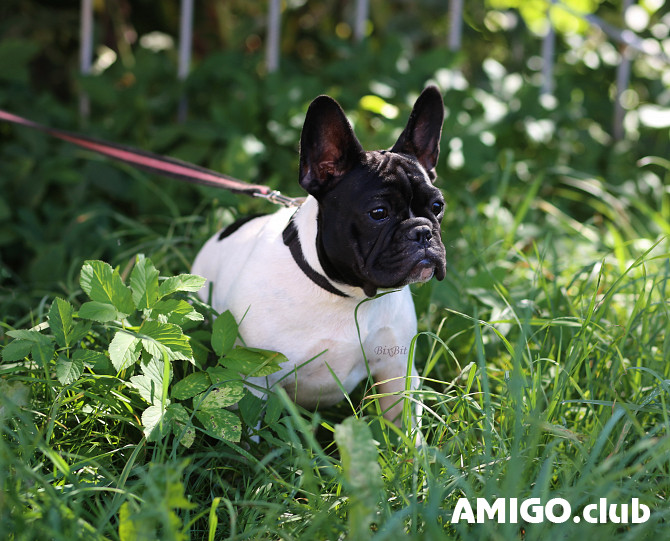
[192,86,446,430]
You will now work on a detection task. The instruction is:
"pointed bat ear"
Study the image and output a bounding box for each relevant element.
[391,86,444,179]
[298,95,364,197]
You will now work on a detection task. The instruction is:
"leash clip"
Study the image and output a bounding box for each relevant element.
[254,190,304,208]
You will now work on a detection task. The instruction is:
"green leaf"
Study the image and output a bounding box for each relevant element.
[158,274,206,299]
[2,339,33,362]
[130,374,162,405]
[4,330,55,366]
[48,298,75,348]
[55,354,84,385]
[152,299,204,325]
[109,330,142,371]
[164,473,196,510]
[141,404,170,441]
[6,329,53,345]
[0,381,30,409]
[143,354,170,383]
[334,417,383,537]
[119,502,141,541]
[221,347,285,377]
[208,498,221,541]
[166,403,196,448]
[130,376,160,406]
[212,310,238,357]
[79,301,122,322]
[129,357,168,406]
[32,342,55,367]
[171,371,211,400]
[69,320,93,345]
[264,393,284,426]
[207,366,242,385]
[335,418,382,496]
[138,320,193,362]
[195,408,241,443]
[197,383,246,410]
[130,255,160,310]
[80,260,135,315]
[73,349,108,368]
[239,392,264,427]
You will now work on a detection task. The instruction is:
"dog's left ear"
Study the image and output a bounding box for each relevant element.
[391,86,444,180]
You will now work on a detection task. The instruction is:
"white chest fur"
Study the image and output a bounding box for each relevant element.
[192,197,418,414]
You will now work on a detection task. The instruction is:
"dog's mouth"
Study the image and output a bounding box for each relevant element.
[359,254,445,297]
[354,237,447,297]
[407,258,437,284]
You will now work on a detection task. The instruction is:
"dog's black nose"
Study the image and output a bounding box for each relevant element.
[411,225,432,245]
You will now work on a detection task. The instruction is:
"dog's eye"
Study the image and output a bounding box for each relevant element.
[431,201,444,215]
[369,207,388,221]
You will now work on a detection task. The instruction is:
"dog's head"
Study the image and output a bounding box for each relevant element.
[297,86,447,298]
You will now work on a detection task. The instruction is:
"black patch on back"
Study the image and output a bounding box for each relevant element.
[218,214,266,241]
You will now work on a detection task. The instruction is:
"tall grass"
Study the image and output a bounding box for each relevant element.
[1,151,669,540]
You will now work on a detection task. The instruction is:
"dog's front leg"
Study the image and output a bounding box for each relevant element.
[365,314,423,440]
[374,362,425,447]
[374,362,421,429]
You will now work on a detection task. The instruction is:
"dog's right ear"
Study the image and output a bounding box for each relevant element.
[299,96,364,196]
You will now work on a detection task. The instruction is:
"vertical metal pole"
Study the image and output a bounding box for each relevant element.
[613,0,634,140]
[178,0,194,122]
[354,0,369,43]
[79,0,94,120]
[541,4,556,96]
[448,0,464,52]
[267,0,281,73]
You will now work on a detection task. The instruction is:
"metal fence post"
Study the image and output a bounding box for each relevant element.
[178,0,194,122]
[448,0,464,52]
[541,2,556,96]
[540,26,556,96]
[354,0,369,43]
[613,0,634,141]
[79,0,94,120]
[267,0,281,72]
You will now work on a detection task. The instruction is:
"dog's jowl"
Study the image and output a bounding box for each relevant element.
[192,86,446,431]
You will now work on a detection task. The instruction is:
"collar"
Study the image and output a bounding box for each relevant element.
[282,213,350,298]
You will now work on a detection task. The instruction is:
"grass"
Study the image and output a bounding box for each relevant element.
[1,147,669,541]
[2,2,669,536]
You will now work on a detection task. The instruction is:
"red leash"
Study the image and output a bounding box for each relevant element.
[0,109,301,207]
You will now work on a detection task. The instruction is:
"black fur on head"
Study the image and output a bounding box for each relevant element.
[298,86,447,297]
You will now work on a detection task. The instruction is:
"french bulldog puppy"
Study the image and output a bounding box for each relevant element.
[192,86,446,432]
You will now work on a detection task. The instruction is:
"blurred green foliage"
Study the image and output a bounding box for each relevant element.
[0,0,668,326]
